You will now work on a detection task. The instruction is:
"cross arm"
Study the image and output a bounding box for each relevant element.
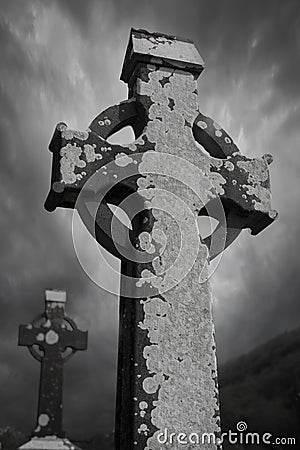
[44,101,149,259]
[19,322,87,350]
[18,325,39,347]
[59,328,88,352]
[44,100,144,213]
[217,153,277,234]
[194,112,277,246]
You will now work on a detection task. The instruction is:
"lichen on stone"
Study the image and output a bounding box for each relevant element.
[83,144,102,163]
[133,66,221,448]
[60,125,89,141]
[115,152,134,167]
[60,143,86,184]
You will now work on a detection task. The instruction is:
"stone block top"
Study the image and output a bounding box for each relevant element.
[120,28,204,83]
[45,290,66,303]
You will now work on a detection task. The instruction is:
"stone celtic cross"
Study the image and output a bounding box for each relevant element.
[18,289,88,440]
[44,29,276,449]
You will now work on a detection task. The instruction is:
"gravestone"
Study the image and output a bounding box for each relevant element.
[44,29,277,449]
[18,289,87,450]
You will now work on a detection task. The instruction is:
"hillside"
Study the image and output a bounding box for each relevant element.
[219,327,300,448]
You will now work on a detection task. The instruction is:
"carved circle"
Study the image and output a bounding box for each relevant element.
[26,314,78,363]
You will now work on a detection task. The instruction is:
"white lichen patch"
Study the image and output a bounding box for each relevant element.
[237,158,269,184]
[242,183,272,213]
[269,209,278,219]
[139,297,169,344]
[98,118,111,126]
[38,414,50,427]
[36,333,44,342]
[136,269,163,288]
[224,160,234,171]
[115,152,134,167]
[197,120,207,129]
[142,373,165,394]
[61,126,89,141]
[83,144,102,163]
[236,158,272,212]
[45,330,59,345]
[208,173,226,195]
[151,228,167,251]
[139,401,148,419]
[138,231,155,254]
[137,423,149,435]
[100,146,112,152]
[60,143,86,184]
[137,69,198,125]
[139,401,148,410]
[137,176,151,189]
[147,63,156,71]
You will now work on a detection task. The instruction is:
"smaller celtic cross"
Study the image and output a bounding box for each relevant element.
[18,289,88,438]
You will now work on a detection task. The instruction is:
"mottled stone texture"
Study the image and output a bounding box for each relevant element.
[18,290,87,448]
[44,29,277,450]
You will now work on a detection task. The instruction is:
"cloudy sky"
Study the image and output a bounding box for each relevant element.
[0,0,299,440]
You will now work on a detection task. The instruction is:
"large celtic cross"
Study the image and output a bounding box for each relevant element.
[44,29,276,450]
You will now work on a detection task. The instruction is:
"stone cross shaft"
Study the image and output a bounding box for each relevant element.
[44,29,277,450]
[18,290,88,438]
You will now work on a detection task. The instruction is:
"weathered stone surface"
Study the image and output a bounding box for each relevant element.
[18,290,87,444]
[120,28,204,83]
[44,28,277,450]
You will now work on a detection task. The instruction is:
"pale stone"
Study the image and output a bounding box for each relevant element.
[18,436,80,450]
[45,290,66,303]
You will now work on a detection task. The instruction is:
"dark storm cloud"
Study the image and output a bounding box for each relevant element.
[0,0,299,440]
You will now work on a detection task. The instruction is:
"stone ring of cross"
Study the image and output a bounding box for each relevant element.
[25,313,79,363]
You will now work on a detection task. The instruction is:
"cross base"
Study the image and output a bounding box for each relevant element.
[18,436,82,450]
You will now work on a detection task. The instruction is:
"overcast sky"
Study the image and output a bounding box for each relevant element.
[0,0,299,440]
